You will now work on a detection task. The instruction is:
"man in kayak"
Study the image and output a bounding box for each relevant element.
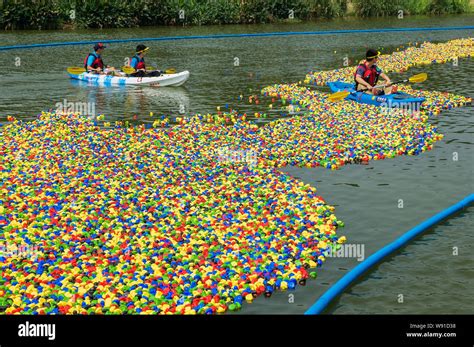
[84,43,116,74]
[128,44,161,77]
[354,49,397,95]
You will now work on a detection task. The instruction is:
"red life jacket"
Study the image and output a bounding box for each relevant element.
[84,53,104,70]
[131,55,146,70]
[354,62,380,88]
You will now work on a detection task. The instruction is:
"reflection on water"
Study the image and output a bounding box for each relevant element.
[68,79,189,121]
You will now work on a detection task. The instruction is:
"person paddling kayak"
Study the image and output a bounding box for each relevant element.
[354,49,397,95]
[128,44,161,77]
[84,43,116,74]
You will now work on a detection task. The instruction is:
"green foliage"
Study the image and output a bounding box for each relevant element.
[428,0,471,14]
[404,0,431,14]
[266,0,310,21]
[240,0,272,23]
[211,0,240,25]
[0,0,471,30]
[239,0,344,23]
[132,1,167,27]
[316,0,347,18]
[353,0,471,16]
[72,0,164,28]
[0,0,67,30]
[352,0,404,17]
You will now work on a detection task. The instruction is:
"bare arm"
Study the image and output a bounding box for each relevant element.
[355,75,373,90]
[380,72,391,85]
[87,65,101,73]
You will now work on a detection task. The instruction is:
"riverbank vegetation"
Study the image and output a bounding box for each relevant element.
[0,0,471,30]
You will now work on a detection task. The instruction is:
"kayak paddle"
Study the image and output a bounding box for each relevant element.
[121,66,176,74]
[67,66,86,75]
[328,73,428,102]
[67,66,128,76]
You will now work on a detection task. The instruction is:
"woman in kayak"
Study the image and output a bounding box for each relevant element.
[354,49,397,95]
[84,43,116,75]
[128,44,161,77]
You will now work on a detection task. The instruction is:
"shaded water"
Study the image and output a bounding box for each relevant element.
[0,14,473,314]
[329,206,473,314]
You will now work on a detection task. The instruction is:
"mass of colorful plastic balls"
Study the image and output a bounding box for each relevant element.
[0,113,345,315]
[0,37,472,316]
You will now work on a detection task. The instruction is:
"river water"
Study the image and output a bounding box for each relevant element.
[0,14,473,314]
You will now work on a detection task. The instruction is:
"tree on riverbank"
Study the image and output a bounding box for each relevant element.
[0,0,471,30]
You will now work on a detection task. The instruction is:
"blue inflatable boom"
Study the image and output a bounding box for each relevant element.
[0,26,473,51]
[305,193,474,315]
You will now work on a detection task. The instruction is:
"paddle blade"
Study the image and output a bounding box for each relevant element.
[408,73,428,83]
[121,66,135,74]
[328,90,350,102]
[67,67,86,75]
[123,66,176,74]
[149,67,176,74]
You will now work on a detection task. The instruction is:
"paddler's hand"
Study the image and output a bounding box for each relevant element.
[385,80,392,86]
